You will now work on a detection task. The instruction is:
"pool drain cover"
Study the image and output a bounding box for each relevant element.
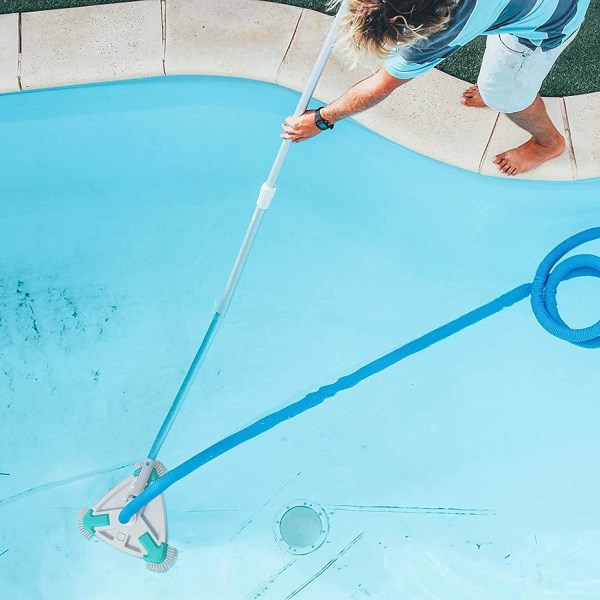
[275,501,329,555]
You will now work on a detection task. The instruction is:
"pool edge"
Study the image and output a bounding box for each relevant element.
[0,0,598,182]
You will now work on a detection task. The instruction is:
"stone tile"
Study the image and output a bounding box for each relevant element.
[276,8,380,101]
[165,0,301,82]
[21,0,163,90]
[479,97,574,180]
[565,93,600,180]
[353,70,499,174]
[0,14,20,93]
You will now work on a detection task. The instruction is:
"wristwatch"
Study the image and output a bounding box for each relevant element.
[315,107,334,131]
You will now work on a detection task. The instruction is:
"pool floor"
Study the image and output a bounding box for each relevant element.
[0,77,599,599]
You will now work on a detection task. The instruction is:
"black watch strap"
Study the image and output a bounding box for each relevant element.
[315,107,334,131]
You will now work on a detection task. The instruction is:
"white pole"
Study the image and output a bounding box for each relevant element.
[146,1,349,462]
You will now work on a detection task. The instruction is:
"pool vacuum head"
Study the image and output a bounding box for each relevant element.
[78,461,177,572]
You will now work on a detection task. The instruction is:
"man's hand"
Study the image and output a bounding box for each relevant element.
[281,110,320,143]
[280,68,408,144]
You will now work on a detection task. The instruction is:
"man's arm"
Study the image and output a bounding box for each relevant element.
[281,67,409,143]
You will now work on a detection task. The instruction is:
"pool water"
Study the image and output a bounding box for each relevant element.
[0,76,599,599]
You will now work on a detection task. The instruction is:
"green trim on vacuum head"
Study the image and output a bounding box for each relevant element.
[80,509,110,536]
[139,532,170,564]
[132,466,160,485]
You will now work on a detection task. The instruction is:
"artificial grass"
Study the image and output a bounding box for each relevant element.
[0,0,130,11]
[1,0,598,95]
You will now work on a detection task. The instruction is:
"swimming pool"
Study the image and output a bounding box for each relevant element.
[0,76,599,599]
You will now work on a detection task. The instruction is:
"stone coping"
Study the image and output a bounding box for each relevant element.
[0,0,598,180]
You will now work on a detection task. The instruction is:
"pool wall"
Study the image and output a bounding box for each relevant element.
[0,0,598,180]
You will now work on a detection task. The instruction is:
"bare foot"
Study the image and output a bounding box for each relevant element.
[493,135,565,176]
[461,84,486,108]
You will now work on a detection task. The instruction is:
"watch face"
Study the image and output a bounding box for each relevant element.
[317,121,328,131]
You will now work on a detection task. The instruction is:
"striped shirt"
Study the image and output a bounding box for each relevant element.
[385,0,591,79]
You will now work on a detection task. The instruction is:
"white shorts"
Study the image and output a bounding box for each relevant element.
[477,31,579,114]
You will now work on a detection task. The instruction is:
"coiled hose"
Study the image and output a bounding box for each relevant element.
[119,227,600,524]
[531,227,600,348]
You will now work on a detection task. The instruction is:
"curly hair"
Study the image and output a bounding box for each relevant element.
[330,0,458,61]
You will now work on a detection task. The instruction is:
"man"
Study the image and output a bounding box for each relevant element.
[281,0,590,176]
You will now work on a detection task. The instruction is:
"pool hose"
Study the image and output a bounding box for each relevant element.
[120,227,600,524]
[531,227,600,348]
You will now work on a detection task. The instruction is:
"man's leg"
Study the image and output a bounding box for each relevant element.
[461,87,564,175]
[492,95,565,175]
[461,32,578,175]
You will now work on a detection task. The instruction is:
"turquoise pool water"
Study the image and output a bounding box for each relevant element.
[0,76,599,599]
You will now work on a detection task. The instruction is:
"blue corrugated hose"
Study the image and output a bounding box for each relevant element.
[119,228,600,524]
[531,228,600,348]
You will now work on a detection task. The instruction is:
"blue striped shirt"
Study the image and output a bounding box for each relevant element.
[385,0,591,79]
